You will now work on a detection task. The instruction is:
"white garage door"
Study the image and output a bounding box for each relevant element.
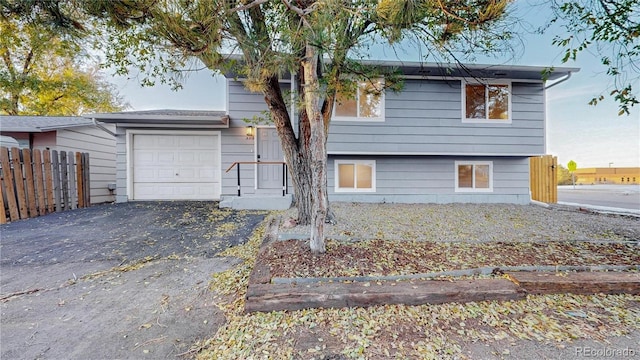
[132,133,220,200]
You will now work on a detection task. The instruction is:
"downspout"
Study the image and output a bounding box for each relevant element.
[532,71,573,204]
[91,118,116,137]
[544,72,572,89]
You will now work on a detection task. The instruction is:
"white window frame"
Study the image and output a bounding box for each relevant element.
[334,159,376,193]
[454,160,494,193]
[333,79,385,122]
[461,80,512,124]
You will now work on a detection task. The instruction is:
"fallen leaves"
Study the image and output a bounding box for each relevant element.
[264,239,640,279]
[193,204,640,359]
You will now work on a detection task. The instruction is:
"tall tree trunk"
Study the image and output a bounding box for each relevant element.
[262,75,316,226]
[302,46,328,254]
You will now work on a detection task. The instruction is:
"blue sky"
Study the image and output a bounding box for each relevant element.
[107,1,639,169]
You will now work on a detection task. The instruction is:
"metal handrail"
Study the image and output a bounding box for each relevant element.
[225,161,288,196]
[225,161,286,173]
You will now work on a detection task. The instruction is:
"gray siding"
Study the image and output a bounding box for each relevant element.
[222,79,292,197]
[328,156,531,204]
[56,126,117,204]
[114,126,128,203]
[112,79,288,202]
[110,77,539,204]
[327,80,545,156]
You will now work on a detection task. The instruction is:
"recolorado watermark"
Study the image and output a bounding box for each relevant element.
[575,346,636,358]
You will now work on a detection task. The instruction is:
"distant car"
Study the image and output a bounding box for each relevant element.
[0,135,19,148]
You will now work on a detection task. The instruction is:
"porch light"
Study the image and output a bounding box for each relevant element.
[246,126,254,139]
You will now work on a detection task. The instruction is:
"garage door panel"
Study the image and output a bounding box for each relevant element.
[132,134,220,200]
[133,136,157,148]
[178,152,196,162]
[134,151,155,162]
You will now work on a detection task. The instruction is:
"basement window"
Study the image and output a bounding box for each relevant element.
[455,161,493,192]
[335,160,376,192]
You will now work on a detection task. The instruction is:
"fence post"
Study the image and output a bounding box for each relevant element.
[83,153,90,206]
[529,157,537,201]
[0,147,19,221]
[52,150,62,212]
[76,152,84,208]
[33,149,47,216]
[60,151,69,210]
[44,150,55,214]
[67,151,76,210]
[22,149,38,217]
[10,148,28,219]
[538,156,550,203]
[552,156,558,203]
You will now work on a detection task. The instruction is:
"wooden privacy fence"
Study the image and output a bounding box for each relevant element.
[530,155,557,203]
[0,147,90,224]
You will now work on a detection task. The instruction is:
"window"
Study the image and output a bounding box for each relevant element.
[455,161,493,192]
[334,79,384,121]
[335,160,376,192]
[463,81,511,123]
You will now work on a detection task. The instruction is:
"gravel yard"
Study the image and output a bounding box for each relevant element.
[279,203,640,242]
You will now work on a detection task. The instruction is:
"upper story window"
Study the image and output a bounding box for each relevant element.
[463,81,511,123]
[334,79,384,121]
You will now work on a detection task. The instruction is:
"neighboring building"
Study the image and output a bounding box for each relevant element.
[89,60,578,208]
[0,116,117,204]
[573,167,640,185]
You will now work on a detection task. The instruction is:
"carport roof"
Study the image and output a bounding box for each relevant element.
[87,109,229,127]
[0,116,95,132]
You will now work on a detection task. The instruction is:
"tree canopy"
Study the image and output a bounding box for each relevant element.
[2,0,513,253]
[550,0,639,115]
[0,8,126,115]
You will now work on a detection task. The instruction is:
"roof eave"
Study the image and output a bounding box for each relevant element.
[88,114,230,127]
[37,123,95,131]
[221,54,579,81]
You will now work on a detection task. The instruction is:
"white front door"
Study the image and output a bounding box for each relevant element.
[257,128,284,190]
[131,133,220,200]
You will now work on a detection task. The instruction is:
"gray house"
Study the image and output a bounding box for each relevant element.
[89,60,577,208]
[0,116,117,204]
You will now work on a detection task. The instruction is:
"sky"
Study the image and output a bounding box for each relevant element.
[106,1,640,169]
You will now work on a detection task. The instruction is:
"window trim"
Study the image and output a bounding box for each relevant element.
[334,159,377,193]
[454,160,494,192]
[461,80,512,124]
[333,79,385,122]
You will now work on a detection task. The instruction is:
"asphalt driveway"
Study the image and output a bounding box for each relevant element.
[0,201,267,359]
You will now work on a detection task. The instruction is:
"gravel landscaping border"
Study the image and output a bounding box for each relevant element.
[279,203,640,243]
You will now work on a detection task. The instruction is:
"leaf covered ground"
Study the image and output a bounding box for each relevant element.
[195,216,640,360]
[264,239,640,278]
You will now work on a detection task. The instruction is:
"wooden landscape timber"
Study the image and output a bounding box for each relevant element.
[246,269,640,313]
[505,271,640,295]
[245,278,526,313]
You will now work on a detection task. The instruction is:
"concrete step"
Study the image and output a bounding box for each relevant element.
[220,194,293,210]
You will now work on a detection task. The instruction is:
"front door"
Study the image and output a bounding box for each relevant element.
[257,128,284,190]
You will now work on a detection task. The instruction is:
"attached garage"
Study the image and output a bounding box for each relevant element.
[130,132,221,200]
[88,110,230,203]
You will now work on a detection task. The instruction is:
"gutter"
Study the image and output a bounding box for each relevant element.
[544,72,572,89]
[91,119,117,137]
